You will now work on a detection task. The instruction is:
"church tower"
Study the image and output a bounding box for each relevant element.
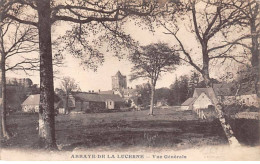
[112,71,127,91]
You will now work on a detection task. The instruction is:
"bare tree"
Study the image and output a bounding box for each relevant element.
[159,0,248,86]
[2,0,156,149]
[0,19,38,139]
[129,43,180,115]
[228,0,259,96]
[153,0,250,146]
[59,77,79,114]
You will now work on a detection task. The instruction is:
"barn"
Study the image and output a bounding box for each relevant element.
[181,88,216,119]
[70,92,125,112]
[192,89,213,110]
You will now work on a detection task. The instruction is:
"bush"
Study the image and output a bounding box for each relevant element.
[223,104,259,116]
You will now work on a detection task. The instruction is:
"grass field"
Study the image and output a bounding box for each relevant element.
[1,107,231,151]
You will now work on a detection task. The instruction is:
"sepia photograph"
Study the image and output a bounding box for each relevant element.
[0,0,259,161]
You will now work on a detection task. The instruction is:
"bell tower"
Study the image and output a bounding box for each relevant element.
[112,71,127,91]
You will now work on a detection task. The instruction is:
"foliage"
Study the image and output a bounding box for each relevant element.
[129,42,180,84]
[59,76,80,94]
[135,83,151,107]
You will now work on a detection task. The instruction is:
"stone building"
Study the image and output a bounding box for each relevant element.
[112,71,127,91]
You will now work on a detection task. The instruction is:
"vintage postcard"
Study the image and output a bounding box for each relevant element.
[0,0,259,161]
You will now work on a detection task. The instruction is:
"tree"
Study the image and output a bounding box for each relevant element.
[169,75,189,105]
[59,77,79,114]
[154,87,171,105]
[0,19,38,139]
[155,0,248,146]
[158,0,248,86]
[129,43,180,115]
[135,83,151,107]
[229,0,259,97]
[2,0,155,149]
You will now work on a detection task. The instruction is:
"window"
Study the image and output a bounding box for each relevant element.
[110,101,112,105]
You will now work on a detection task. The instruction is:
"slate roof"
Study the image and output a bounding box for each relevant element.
[213,83,235,96]
[237,82,257,95]
[193,88,211,98]
[22,94,61,109]
[72,92,124,102]
[122,88,138,96]
[99,94,125,102]
[213,83,257,96]
[181,98,196,106]
[21,94,40,106]
[99,90,114,95]
[73,92,102,102]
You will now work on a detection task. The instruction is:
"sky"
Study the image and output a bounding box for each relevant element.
[6,21,194,92]
[5,4,246,92]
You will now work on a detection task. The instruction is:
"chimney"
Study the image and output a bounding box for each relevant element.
[92,90,94,93]
[98,89,101,93]
[89,90,91,93]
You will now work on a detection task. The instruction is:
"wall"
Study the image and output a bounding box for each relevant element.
[181,106,189,110]
[22,105,39,113]
[106,100,114,109]
[236,94,259,107]
[193,92,213,110]
[75,100,106,112]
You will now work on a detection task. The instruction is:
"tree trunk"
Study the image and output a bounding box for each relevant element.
[202,63,240,147]
[202,68,211,87]
[37,0,57,149]
[250,18,260,97]
[201,44,211,87]
[208,88,240,147]
[0,52,10,139]
[65,93,69,114]
[149,84,155,115]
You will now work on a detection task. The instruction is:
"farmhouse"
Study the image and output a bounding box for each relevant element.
[21,94,40,112]
[181,88,214,111]
[181,88,218,119]
[213,84,236,105]
[70,92,125,112]
[213,83,259,107]
[192,88,214,109]
[21,94,62,113]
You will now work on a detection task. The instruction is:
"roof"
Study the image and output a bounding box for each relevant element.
[181,98,196,106]
[213,83,235,96]
[99,94,124,102]
[99,90,114,95]
[72,92,102,102]
[193,88,211,98]
[22,94,40,106]
[22,94,61,109]
[114,71,125,77]
[237,82,256,95]
[72,92,124,102]
[192,87,219,104]
[122,88,138,96]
